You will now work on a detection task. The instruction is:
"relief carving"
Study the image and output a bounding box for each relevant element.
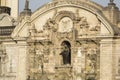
[43,18,58,32]
[28,42,52,78]
[57,32,73,41]
[84,47,98,80]
[76,16,101,36]
[86,49,97,74]
[28,10,101,80]
[89,22,100,32]
[39,18,58,40]
[54,73,69,80]
[54,70,72,80]
[29,18,58,39]
[79,17,89,29]
[58,17,73,33]
[76,17,89,36]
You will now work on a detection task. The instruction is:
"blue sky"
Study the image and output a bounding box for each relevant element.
[19,0,120,13]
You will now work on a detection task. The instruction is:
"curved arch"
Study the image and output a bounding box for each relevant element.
[96,13,114,35]
[74,4,114,35]
[61,40,71,47]
[54,11,76,23]
[58,38,73,47]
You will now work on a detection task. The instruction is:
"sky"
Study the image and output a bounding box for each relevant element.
[19,0,120,13]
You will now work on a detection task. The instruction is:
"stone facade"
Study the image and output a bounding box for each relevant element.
[1,0,120,80]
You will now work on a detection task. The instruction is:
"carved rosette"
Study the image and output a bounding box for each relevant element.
[86,49,97,73]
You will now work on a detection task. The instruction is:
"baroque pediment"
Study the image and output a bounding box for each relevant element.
[26,0,120,42]
[31,11,101,39]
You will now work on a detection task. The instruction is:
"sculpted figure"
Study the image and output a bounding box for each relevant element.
[60,43,70,64]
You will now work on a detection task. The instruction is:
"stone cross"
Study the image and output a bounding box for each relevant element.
[25,0,29,10]
[110,0,114,3]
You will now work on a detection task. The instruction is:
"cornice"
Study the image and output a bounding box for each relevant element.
[31,0,103,21]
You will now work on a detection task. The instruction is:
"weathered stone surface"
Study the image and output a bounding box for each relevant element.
[0,0,120,80]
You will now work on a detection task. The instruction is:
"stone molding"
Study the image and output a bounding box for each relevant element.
[31,0,103,21]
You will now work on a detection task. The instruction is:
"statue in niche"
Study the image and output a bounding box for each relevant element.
[60,42,71,65]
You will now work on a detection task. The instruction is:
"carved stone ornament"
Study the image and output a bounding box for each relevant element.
[58,17,73,33]
[89,22,100,32]
[54,71,72,80]
[57,32,73,40]
[43,18,58,32]
[86,49,97,74]
[76,16,101,36]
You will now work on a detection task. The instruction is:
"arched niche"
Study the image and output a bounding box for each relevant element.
[60,41,71,65]
[54,11,76,23]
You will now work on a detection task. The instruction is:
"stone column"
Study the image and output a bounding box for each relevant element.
[0,0,6,6]
[0,57,1,75]
[113,40,120,80]
[100,39,113,80]
[16,41,28,80]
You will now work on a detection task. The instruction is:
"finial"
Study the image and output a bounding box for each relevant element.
[110,0,114,3]
[20,0,31,16]
[25,0,29,10]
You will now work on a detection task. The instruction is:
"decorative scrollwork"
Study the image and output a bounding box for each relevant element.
[43,18,58,32]
[75,16,101,36]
